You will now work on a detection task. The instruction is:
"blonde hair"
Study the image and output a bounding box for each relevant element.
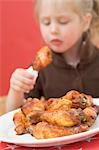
[35,0,99,35]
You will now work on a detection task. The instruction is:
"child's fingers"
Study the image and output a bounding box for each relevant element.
[13,74,34,85]
[13,68,34,79]
[10,68,36,92]
[11,79,34,92]
[11,69,35,85]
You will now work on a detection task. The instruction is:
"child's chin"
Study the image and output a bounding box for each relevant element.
[51,46,65,53]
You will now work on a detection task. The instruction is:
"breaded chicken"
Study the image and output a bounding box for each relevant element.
[13,111,27,135]
[32,46,52,71]
[40,109,83,127]
[28,121,88,139]
[83,106,98,127]
[63,90,93,109]
[45,98,72,111]
[13,90,98,139]
[21,98,45,115]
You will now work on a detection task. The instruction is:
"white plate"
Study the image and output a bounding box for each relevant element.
[0,99,99,147]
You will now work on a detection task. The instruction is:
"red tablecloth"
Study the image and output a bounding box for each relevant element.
[0,134,99,150]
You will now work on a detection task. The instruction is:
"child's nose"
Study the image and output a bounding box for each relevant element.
[50,23,59,34]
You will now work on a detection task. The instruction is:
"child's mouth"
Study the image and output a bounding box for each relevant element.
[51,39,62,46]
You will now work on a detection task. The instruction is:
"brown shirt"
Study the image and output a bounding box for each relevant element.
[25,39,99,99]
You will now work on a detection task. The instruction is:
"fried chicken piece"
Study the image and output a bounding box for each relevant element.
[13,98,45,133]
[28,121,88,139]
[32,46,52,71]
[83,106,98,127]
[13,111,27,135]
[63,90,93,109]
[13,90,98,139]
[63,90,80,100]
[26,110,43,124]
[21,98,45,116]
[45,98,72,111]
[40,109,83,127]
[71,94,93,109]
[25,108,84,127]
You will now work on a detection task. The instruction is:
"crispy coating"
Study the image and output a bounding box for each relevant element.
[40,109,82,127]
[26,110,43,124]
[83,106,98,127]
[13,111,27,134]
[63,90,93,109]
[13,90,98,139]
[45,98,72,111]
[32,46,52,71]
[63,90,80,100]
[21,98,45,115]
[28,121,88,139]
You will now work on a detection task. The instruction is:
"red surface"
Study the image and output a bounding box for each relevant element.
[0,134,99,150]
[1,0,43,96]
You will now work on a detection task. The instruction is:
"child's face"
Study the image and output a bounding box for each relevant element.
[38,0,91,53]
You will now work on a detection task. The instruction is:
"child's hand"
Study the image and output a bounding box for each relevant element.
[10,68,35,93]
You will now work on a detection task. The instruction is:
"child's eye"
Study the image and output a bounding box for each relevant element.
[58,18,70,25]
[59,20,69,24]
[42,20,51,25]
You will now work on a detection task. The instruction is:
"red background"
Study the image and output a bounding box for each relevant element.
[1,0,43,96]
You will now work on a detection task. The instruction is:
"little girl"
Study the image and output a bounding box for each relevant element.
[6,0,99,112]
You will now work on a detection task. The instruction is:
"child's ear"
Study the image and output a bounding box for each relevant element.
[83,13,92,32]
